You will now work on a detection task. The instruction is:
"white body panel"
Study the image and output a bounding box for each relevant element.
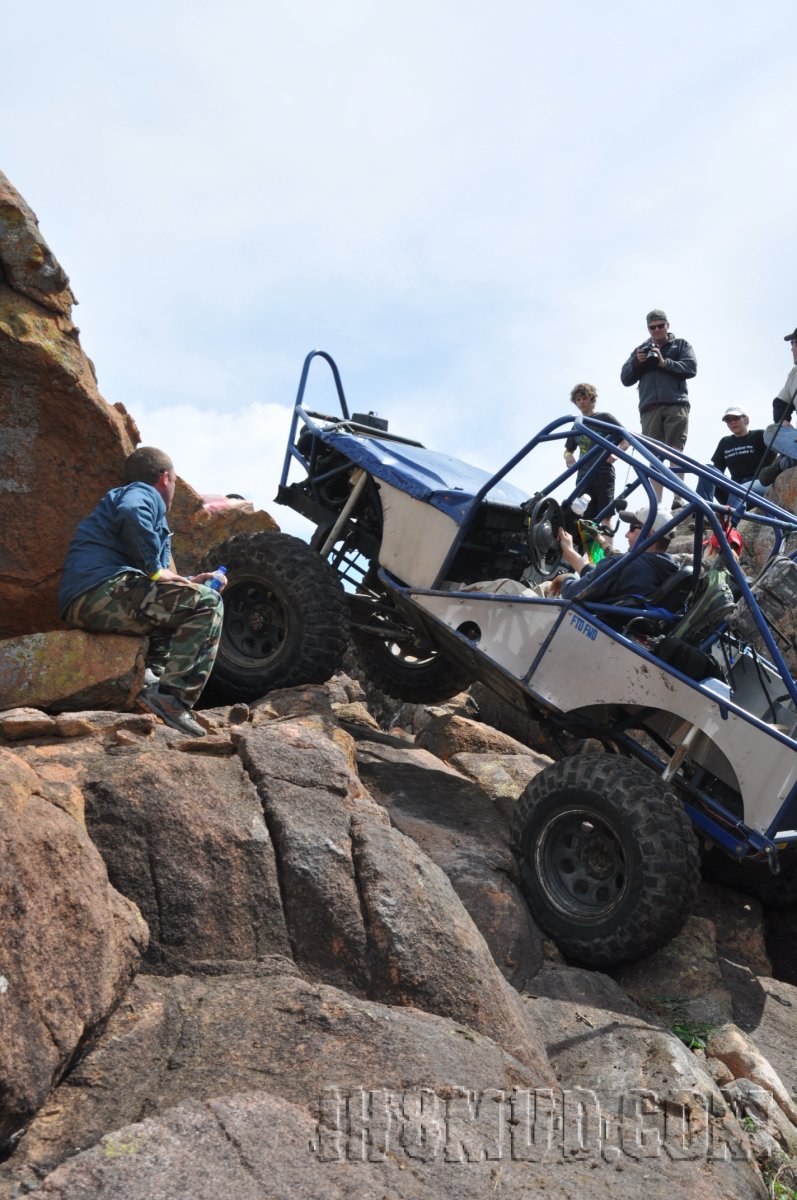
[416,591,797,835]
[375,481,460,588]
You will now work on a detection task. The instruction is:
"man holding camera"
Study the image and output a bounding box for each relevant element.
[621,309,697,506]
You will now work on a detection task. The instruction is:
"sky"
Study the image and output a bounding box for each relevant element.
[4,0,797,539]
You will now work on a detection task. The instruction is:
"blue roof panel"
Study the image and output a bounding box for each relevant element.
[323,430,530,518]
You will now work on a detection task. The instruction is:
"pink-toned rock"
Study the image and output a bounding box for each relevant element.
[737,466,797,575]
[448,749,550,821]
[32,1086,767,1200]
[0,747,148,1147]
[706,1023,797,1127]
[416,713,543,762]
[236,719,552,1077]
[613,915,734,1028]
[353,735,545,989]
[1,965,542,1187]
[81,747,292,969]
[0,707,56,740]
[0,173,139,636]
[0,171,281,638]
[0,629,148,712]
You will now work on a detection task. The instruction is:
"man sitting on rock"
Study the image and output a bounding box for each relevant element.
[58,447,226,737]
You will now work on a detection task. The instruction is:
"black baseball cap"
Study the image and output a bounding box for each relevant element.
[784,327,797,341]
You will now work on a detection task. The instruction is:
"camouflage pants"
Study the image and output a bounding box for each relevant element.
[64,572,223,706]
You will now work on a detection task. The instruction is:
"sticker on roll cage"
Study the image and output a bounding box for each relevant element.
[569,612,598,641]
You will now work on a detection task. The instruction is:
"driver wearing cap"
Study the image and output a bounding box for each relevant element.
[556,505,679,602]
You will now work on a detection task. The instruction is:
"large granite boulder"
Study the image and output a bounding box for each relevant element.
[0,171,138,636]
[0,963,543,1189]
[0,171,279,641]
[0,629,148,712]
[0,748,148,1149]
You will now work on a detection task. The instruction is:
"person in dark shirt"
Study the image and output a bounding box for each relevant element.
[563,382,624,530]
[620,308,697,507]
[556,504,678,603]
[696,407,769,509]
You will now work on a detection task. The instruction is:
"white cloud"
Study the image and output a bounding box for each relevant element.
[3,0,797,532]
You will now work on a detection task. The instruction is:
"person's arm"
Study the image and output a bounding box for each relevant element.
[773,396,794,424]
[706,439,728,504]
[772,370,797,424]
[620,349,642,387]
[117,491,226,589]
[559,554,619,601]
[710,439,726,472]
[557,529,589,574]
[659,338,697,380]
[564,433,577,467]
[116,491,168,577]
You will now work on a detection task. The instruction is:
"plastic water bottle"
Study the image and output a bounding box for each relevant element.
[207,566,227,592]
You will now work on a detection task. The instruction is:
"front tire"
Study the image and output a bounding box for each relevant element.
[511,754,700,967]
[199,531,349,703]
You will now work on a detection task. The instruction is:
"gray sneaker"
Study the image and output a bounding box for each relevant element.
[136,684,206,737]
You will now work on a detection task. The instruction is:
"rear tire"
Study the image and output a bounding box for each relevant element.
[352,608,471,703]
[353,635,471,703]
[198,531,349,703]
[511,753,700,967]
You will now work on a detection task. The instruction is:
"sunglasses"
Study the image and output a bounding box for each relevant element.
[648,323,666,331]
[628,521,644,532]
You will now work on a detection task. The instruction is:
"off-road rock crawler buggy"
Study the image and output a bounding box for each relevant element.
[202,350,797,967]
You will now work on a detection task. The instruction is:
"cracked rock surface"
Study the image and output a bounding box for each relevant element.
[1,681,794,1199]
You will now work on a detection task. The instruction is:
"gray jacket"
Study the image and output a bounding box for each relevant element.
[621,333,697,413]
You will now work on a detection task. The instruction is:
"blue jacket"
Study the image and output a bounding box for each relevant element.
[58,482,172,616]
[620,334,697,412]
[560,550,678,604]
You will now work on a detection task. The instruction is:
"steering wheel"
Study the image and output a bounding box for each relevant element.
[526,497,564,579]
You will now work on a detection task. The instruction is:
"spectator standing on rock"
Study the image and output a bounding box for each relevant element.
[771,324,797,425]
[750,326,797,496]
[696,407,770,511]
[563,383,624,531]
[621,308,697,507]
[58,446,226,737]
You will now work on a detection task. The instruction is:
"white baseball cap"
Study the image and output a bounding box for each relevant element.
[618,505,674,536]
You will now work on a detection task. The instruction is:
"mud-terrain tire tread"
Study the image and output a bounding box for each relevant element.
[511,753,701,967]
[198,531,349,703]
[351,630,472,703]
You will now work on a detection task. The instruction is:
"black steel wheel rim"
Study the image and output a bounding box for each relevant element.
[222,579,291,667]
[534,805,629,921]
